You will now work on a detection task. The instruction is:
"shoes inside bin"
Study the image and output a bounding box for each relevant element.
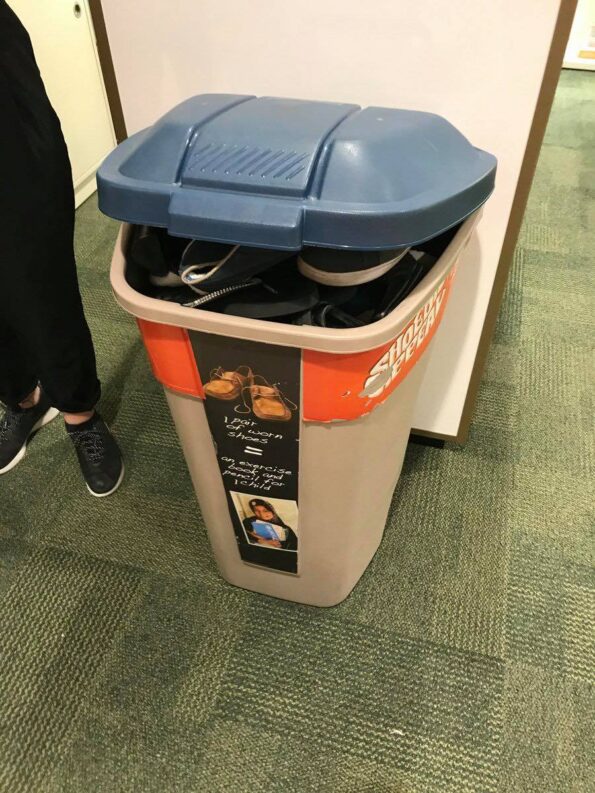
[179,241,292,292]
[297,247,410,287]
[127,225,439,328]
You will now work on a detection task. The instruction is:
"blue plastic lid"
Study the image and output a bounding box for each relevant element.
[97,94,496,251]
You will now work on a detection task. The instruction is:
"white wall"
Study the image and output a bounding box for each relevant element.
[101,0,564,437]
[9,0,115,206]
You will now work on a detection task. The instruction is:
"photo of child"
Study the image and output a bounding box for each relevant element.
[230,493,298,552]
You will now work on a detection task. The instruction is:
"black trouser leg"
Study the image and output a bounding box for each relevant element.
[0,2,100,414]
[0,208,101,413]
[0,317,38,408]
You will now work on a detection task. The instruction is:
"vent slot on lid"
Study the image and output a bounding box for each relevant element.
[185,143,308,180]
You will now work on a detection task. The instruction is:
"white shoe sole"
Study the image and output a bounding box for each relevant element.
[0,406,60,475]
[87,462,125,498]
[297,248,410,286]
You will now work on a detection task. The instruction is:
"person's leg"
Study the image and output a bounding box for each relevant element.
[5,204,103,417]
[0,316,61,473]
[0,316,38,409]
[0,4,100,414]
[0,4,122,493]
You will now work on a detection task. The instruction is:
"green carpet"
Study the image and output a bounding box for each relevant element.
[0,69,593,793]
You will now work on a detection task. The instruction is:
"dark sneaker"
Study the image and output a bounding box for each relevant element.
[66,413,124,497]
[0,393,59,474]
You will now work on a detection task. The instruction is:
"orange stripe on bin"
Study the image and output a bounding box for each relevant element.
[303,268,456,422]
[137,319,204,399]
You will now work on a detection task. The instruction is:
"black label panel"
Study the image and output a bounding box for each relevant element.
[190,332,300,574]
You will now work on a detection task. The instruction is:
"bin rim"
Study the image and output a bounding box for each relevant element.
[110,211,480,356]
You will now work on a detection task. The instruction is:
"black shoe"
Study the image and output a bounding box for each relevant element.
[0,392,59,474]
[179,242,291,292]
[66,413,124,497]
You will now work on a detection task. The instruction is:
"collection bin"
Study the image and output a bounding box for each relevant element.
[98,94,496,606]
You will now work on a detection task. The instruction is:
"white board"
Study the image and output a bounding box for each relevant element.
[100,0,565,437]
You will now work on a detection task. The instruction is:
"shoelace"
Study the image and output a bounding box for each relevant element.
[180,243,240,294]
[70,427,105,464]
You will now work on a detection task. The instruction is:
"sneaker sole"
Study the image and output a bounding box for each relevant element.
[0,407,60,475]
[297,248,410,286]
[87,462,125,498]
